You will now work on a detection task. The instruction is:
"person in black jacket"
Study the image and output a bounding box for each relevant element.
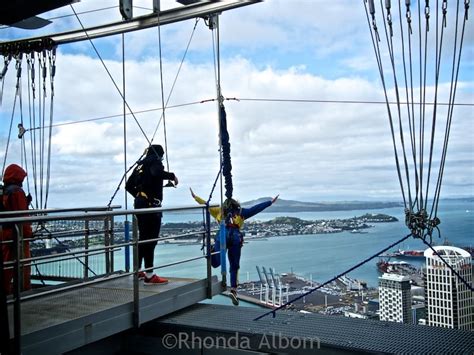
[134,144,178,285]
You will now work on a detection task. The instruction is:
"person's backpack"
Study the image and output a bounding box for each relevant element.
[125,162,149,197]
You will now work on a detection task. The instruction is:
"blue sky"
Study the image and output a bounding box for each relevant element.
[0,0,473,209]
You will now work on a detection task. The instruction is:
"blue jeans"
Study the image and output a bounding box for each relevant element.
[211,227,242,288]
[227,228,242,288]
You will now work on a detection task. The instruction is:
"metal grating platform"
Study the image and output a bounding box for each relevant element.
[146,303,474,354]
[8,275,223,355]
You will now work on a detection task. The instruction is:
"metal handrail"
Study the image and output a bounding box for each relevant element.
[0,231,206,265]
[2,228,118,245]
[2,229,210,266]
[0,204,217,224]
[0,205,122,218]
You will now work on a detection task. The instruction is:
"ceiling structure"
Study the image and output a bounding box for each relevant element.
[0,0,79,29]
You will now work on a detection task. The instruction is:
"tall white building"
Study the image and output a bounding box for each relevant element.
[379,273,412,323]
[424,246,473,330]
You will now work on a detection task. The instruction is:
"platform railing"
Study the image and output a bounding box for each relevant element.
[1,205,122,282]
[0,204,217,354]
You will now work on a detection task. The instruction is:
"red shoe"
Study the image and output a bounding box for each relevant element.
[144,274,169,285]
[137,271,146,280]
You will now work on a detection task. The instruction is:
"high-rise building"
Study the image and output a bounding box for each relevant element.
[379,273,412,323]
[424,246,473,330]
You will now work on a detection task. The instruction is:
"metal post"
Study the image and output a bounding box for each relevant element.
[0,229,10,354]
[13,224,22,354]
[104,217,111,274]
[205,207,212,298]
[124,220,130,272]
[153,0,160,13]
[132,216,139,328]
[84,219,89,279]
[110,215,115,273]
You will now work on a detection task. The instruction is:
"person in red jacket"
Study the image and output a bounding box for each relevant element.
[1,164,32,294]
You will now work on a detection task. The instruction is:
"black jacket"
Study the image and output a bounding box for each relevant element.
[140,155,175,203]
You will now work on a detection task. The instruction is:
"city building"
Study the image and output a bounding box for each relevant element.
[424,246,473,330]
[379,273,412,323]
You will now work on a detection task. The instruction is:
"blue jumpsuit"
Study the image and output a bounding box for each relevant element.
[221,201,272,288]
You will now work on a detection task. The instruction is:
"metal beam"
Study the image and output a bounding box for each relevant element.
[0,0,261,48]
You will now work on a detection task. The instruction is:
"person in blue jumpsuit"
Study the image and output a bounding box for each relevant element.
[191,189,278,305]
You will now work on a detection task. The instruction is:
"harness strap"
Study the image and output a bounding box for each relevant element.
[136,191,148,199]
[135,191,161,207]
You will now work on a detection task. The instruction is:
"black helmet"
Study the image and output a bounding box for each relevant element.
[147,144,164,158]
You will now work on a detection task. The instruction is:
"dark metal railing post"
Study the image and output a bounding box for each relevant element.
[0,229,10,354]
[205,206,212,299]
[132,215,139,328]
[13,224,22,354]
[124,219,130,272]
[104,217,111,274]
[110,215,115,273]
[84,219,90,279]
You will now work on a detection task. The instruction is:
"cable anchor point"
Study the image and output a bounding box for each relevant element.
[205,13,219,30]
[405,209,441,243]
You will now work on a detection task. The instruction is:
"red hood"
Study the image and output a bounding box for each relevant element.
[3,164,27,185]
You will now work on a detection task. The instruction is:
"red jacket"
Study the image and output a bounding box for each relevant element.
[2,164,32,238]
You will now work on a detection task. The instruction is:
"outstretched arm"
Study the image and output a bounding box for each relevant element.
[190,188,206,205]
[190,188,221,221]
[241,195,279,220]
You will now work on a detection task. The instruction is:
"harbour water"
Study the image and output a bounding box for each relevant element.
[33,199,473,303]
[155,198,473,288]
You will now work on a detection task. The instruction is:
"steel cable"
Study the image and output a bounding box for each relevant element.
[254,233,413,320]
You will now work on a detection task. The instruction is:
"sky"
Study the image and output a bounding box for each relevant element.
[0,0,473,210]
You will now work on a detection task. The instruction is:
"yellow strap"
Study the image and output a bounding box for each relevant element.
[137,191,148,199]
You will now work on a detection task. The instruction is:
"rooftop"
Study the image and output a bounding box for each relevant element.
[139,303,474,354]
[379,273,411,282]
[424,245,472,259]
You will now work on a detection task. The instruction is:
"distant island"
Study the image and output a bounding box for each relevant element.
[31,213,400,252]
[158,213,399,242]
[242,213,398,238]
[241,197,403,213]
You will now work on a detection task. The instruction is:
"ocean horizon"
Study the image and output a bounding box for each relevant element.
[155,198,473,288]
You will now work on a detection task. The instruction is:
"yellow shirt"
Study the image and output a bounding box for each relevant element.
[192,194,245,228]
[192,194,222,222]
